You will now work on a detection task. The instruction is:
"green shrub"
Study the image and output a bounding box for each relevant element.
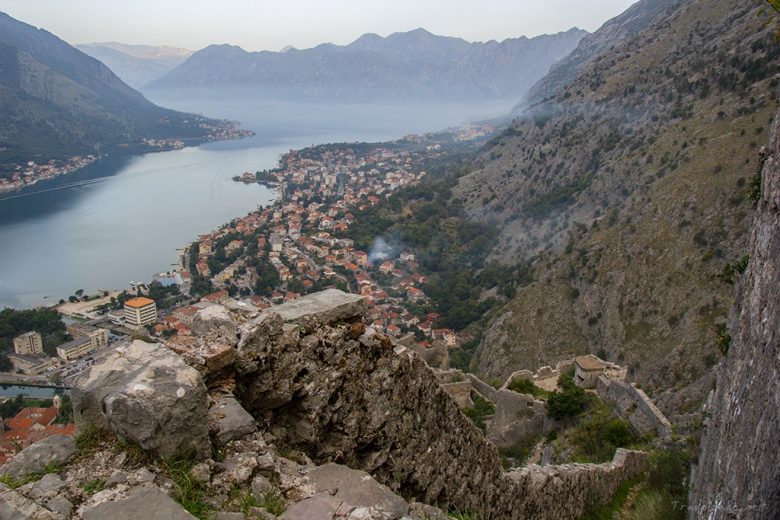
[498,434,542,468]
[546,374,587,421]
[508,378,549,399]
[646,449,692,499]
[463,394,496,431]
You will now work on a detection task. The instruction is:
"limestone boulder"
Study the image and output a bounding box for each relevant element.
[265,289,365,330]
[26,474,66,502]
[0,435,76,480]
[80,484,196,520]
[303,463,409,518]
[0,483,59,520]
[209,396,257,446]
[191,305,238,337]
[72,340,210,460]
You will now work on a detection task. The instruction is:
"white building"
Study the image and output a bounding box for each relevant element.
[13,331,43,356]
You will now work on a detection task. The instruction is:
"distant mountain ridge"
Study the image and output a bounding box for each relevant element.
[0,12,226,173]
[76,42,192,89]
[146,27,588,101]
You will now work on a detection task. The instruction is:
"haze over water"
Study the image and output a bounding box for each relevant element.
[0,98,516,309]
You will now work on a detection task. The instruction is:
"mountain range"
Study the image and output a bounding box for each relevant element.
[0,12,225,173]
[145,28,588,102]
[76,42,192,89]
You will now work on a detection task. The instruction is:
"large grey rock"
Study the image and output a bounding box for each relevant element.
[280,493,342,520]
[27,474,66,501]
[191,305,238,337]
[72,340,210,460]
[0,435,76,479]
[267,289,365,329]
[81,485,196,520]
[0,483,58,520]
[210,397,257,446]
[45,495,73,517]
[304,463,408,518]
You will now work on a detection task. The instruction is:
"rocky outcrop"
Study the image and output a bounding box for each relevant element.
[71,340,210,460]
[0,435,76,480]
[234,290,646,518]
[689,109,780,518]
[2,290,648,519]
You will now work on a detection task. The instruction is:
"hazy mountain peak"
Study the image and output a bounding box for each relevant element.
[148,27,588,101]
[78,41,192,60]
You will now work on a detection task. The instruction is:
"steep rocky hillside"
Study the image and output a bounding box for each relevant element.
[454,0,780,415]
[520,0,680,109]
[146,28,587,101]
[689,102,780,520]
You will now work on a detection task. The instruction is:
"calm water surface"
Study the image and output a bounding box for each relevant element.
[0,98,516,309]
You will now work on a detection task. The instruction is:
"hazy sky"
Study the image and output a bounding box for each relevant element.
[0,0,637,51]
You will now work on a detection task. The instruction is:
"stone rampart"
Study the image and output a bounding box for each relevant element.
[596,376,672,438]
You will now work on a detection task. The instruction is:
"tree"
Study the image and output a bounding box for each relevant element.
[0,353,12,372]
[546,373,588,421]
[55,394,73,424]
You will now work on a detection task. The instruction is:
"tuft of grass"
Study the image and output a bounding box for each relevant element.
[240,491,261,516]
[449,509,481,520]
[114,439,153,466]
[75,423,105,454]
[0,473,38,489]
[83,478,105,495]
[162,459,210,520]
[262,491,287,516]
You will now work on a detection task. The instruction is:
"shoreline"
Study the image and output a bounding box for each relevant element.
[0,126,254,198]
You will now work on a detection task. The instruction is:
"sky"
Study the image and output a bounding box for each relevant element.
[0,0,638,52]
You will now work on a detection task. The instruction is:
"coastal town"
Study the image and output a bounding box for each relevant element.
[0,124,495,382]
[0,122,253,195]
[179,133,478,347]
[0,124,495,467]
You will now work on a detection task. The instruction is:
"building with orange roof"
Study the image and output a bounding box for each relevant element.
[1,405,73,459]
[124,297,157,330]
